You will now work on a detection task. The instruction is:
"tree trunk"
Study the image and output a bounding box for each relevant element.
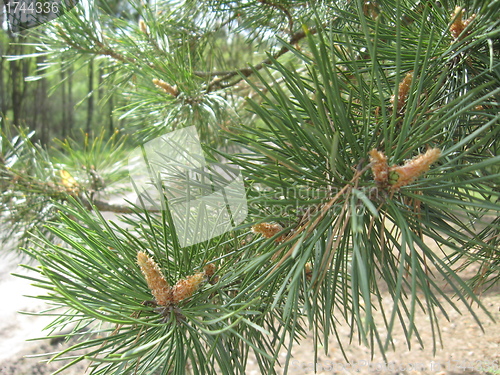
[86,59,94,134]
[61,69,67,138]
[0,42,5,127]
[98,60,104,102]
[108,94,114,135]
[9,42,23,126]
[37,55,48,145]
[67,65,74,133]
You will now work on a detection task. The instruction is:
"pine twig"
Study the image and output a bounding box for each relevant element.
[258,0,294,38]
[205,25,319,92]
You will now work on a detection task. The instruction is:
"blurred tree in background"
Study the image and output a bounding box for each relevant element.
[1,0,499,374]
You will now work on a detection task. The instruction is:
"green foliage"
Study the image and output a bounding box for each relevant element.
[223,7,499,358]
[21,200,276,374]
[52,129,131,191]
[1,126,63,247]
[1,0,499,374]
[0,125,130,248]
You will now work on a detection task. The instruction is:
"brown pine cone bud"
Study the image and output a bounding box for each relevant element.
[171,272,206,303]
[369,149,389,186]
[137,251,172,306]
[252,222,285,242]
[389,148,441,190]
[152,78,179,97]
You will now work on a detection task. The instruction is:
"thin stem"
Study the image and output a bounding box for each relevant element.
[205,25,318,92]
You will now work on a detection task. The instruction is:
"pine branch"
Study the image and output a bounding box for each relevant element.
[257,0,294,37]
[81,197,139,214]
[55,23,132,64]
[54,15,318,95]
[2,166,138,214]
[205,25,318,92]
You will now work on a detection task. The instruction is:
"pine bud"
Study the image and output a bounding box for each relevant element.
[369,149,389,186]
[252,222,285,242]
[204,263,219,284]
[171,272,206,303]
[391,72,413,111]
[137,251,172,306]
[59,169,79,194]
[305,262,313,281]
[139,19,148,35]
[203,263,216,278]
[152,78,179,97]
[450,7,476,40]
[389,148,441,190]
[54,23,66,37]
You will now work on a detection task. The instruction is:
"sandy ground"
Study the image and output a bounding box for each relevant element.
[0,243,498,375]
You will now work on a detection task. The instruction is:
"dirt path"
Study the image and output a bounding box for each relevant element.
[0,249,498,375]
[270,289,500,375]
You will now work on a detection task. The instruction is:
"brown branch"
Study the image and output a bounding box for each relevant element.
[270,164,371,274]
[2,165,153,214]
[94,42,130,63]
[54,20,318,95]
[55,24,133,65]
[81,197,139,214]
[193,69,238,77]
[55,26,181,97]
[206,25,317,92]
[258,0,294,38]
